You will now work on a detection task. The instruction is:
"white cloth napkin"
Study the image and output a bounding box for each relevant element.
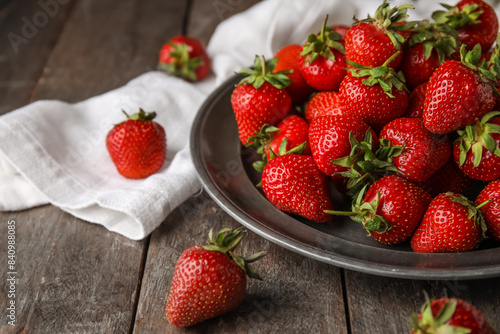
[0,0,490,240]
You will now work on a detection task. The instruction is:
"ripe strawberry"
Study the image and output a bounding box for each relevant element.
[261,154,333,223]
[330,24,350,42]
[327,175,432,245]
[165,227,266,328]
[248,115,310,172]
[308,114,377,177]
[453,111,500,181]
[411,192,487,253]
[378,117,451,183]
[344,2,415,69]
[433,0,499,53]
[304,91,344,123]
[410,297,496,334]
[423,45,496,134]
[340,55,409,132]
[418,157,475,198]
[400,21,458,89]
[273,44,314,104]
[476,180,500,242]
[158,35,210,82]
[403,82,427,119]
[106,109,166,179]
[231,55,292,146]
[298,16,347,91]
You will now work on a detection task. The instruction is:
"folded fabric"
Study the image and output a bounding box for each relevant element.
[0,0,485,240]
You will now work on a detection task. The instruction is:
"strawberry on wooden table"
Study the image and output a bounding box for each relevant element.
[165,227,266,328]
[261,154,333,223]
[411,192,487,253]
[410,297,497,334]
[344,1,415,69]
[327,175,432,245]
[158,35,210,82]
[476,180,500,242]
[106,109,166,179]
[231,55,292,146]
[423,44,496,134]
[453,111,500,181]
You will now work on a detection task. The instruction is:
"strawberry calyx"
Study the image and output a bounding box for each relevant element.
[122,108,157,122]
[432,3,484,29]
[408,20,459,63]
[237,55,291,89]
[300,15,345,64]
[355,0,416,50]
[409,297,472,334]
[456,111,500,168]
[158,41,203,82]
[346,52,408,98]
[203,227,267,280]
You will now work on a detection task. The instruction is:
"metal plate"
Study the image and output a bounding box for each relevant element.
[190,74,500,280]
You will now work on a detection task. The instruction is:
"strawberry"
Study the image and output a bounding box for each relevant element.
[106,109,166,179]
[298,16,347,91]
[423,44,496,134]
[158,35,210,82]
[327,175,432,245]
[340,53,409,132]
[248,115,310,172]
[165,227,266,328]
[403,82,427,119]
[378,117,451,183]
[476,180,500,242]
[400,21,458,89]
[273,44,314,104]
[410,297,496,334]
[418,157,475,198]
[432,0,499,53]
[261,154,333,223]
[411,192,487,253]
[330,24,350,42]
[304,91,344,123]
[344,1,415,69]
[308,114,377,178]
[231,55,292,146]
[453,111,500,181]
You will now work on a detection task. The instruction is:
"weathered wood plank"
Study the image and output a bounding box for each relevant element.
[0,0,77,115]
[344,271,500,333]
[133,192,348,334]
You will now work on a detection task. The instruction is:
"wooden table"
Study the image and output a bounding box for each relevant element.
[1,0,499,333]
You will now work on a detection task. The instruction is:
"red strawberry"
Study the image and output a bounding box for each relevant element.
[330,24,350,42]
[433,0,499,52]
[418,157,475,197]
[403,82,427,119]
[340,56,409,132]
[410,297,496,334]
[165,227,266,328]
[298,16,347,91]
[308,114,377,177]
[106,109,166,179]
[327,175,432,245]
[158,35,210,82]
[273,44,314,104]
[261,154,333,223]
[476,180,500,242]
[344,2,415,69]
[378,117,451,183]
[423,45,495,134]
[400,21,458,89]
[231,55,292,146]
[304,91,344,123]
[248,115,310,172]
[411,192,486,253]
[453,111,500,181]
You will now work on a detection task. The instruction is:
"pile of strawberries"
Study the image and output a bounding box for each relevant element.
[230,0,500,253]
